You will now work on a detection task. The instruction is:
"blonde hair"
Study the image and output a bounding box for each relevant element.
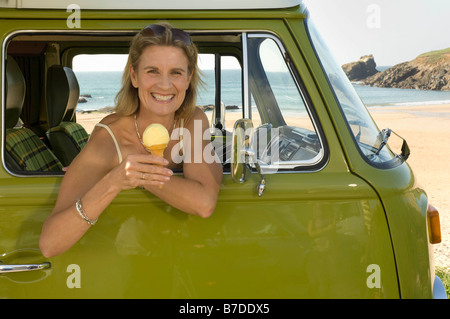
[114,23,201,119]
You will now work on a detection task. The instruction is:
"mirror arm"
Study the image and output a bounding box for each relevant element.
[242,147,266,197]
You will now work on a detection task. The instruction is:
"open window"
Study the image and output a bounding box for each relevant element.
[197,53,242,167]
[3,30,325,176]
[72,53,127,115]
[243,34,325,172]
[2,31,132,175]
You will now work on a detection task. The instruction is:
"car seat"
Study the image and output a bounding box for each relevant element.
[46,65,89,166]
[4,56,63,172]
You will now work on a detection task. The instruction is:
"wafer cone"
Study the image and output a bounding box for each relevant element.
[146,143,168,157]
[147,144,168,189]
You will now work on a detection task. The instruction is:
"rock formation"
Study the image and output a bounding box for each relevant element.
[342,54,379,81]
[364,48,450,91]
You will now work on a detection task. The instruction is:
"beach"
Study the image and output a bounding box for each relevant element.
[370,104,450,268]
[77,104,450,268]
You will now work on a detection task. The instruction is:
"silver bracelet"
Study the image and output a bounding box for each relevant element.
[75,198,98,226]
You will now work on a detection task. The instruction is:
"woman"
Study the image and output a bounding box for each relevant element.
[39,23,223,258]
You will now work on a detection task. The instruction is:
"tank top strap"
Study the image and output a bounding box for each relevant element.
[179,118,184,157]
[94,123,123,164]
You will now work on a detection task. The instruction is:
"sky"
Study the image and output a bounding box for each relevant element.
[73,0,450,71]
[304,0,450,66]
[73,54,127,72]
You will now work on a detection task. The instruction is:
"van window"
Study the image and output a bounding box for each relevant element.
[73,54,127,117]
[197,53,242,130]
[246,35,324,170]
[3,31,324,175]
[305,20,399,167]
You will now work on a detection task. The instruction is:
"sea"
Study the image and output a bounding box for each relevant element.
[74,69,450,113]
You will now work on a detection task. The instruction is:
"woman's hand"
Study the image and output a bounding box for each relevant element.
[110,154,173,191]
[143,108,223,218]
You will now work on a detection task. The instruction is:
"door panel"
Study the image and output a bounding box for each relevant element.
[1,172,398,298]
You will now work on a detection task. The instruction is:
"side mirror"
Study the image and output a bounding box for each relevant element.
[231,119,266,196]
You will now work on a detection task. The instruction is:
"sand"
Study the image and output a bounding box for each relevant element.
[369,104,450,268]
[76,104,450,268]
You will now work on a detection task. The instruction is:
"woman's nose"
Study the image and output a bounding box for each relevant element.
[157,73,172,90]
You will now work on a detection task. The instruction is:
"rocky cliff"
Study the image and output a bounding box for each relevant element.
[363,48,450,91]
[342,54,379,81]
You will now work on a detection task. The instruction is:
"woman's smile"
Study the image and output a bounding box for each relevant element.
[152,93,175,102]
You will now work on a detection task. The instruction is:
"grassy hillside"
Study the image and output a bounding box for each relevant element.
[417,47,450,65]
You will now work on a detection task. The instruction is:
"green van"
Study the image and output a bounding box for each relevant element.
[0,0,446,299]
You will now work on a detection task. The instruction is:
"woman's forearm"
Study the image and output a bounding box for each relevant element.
[146,168,221,218]
[39,170,120,257]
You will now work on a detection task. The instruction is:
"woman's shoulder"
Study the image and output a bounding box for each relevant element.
[192,106,207,118]
[184,107,208,126]
[182,107,208,133]
[98,112,122,126]
[84,113,128,162]
[96,112,134,131]
[91,113,131,140]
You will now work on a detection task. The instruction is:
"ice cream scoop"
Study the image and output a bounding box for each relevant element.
[142,123,170,157]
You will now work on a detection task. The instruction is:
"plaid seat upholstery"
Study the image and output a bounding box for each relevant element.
[48,122,88,151]
[5,127,63,172]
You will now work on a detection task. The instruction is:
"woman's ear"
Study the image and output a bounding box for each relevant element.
[186,72,193,91]
[129,64,138,88]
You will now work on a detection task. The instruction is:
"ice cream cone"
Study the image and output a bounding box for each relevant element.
[142,124,170,189]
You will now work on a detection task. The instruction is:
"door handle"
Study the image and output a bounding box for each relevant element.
[0,261,51,273]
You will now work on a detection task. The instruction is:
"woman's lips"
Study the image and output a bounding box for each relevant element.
[152,93,175,102]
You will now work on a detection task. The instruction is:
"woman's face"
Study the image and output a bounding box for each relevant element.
[130,45,192,117]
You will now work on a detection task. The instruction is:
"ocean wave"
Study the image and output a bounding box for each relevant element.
[392,100,450,107]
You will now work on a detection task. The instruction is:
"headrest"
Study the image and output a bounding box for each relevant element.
[46,65,80,128]
[5,56,26,128]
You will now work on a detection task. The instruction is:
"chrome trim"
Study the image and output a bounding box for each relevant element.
[241,32,251,119]
[0,261,51,273]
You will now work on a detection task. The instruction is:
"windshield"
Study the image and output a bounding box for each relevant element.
[305,18,399,167]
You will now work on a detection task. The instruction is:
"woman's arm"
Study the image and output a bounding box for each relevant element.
[39,126,171,257]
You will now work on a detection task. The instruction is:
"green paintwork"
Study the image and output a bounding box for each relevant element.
[0,4,437,298]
